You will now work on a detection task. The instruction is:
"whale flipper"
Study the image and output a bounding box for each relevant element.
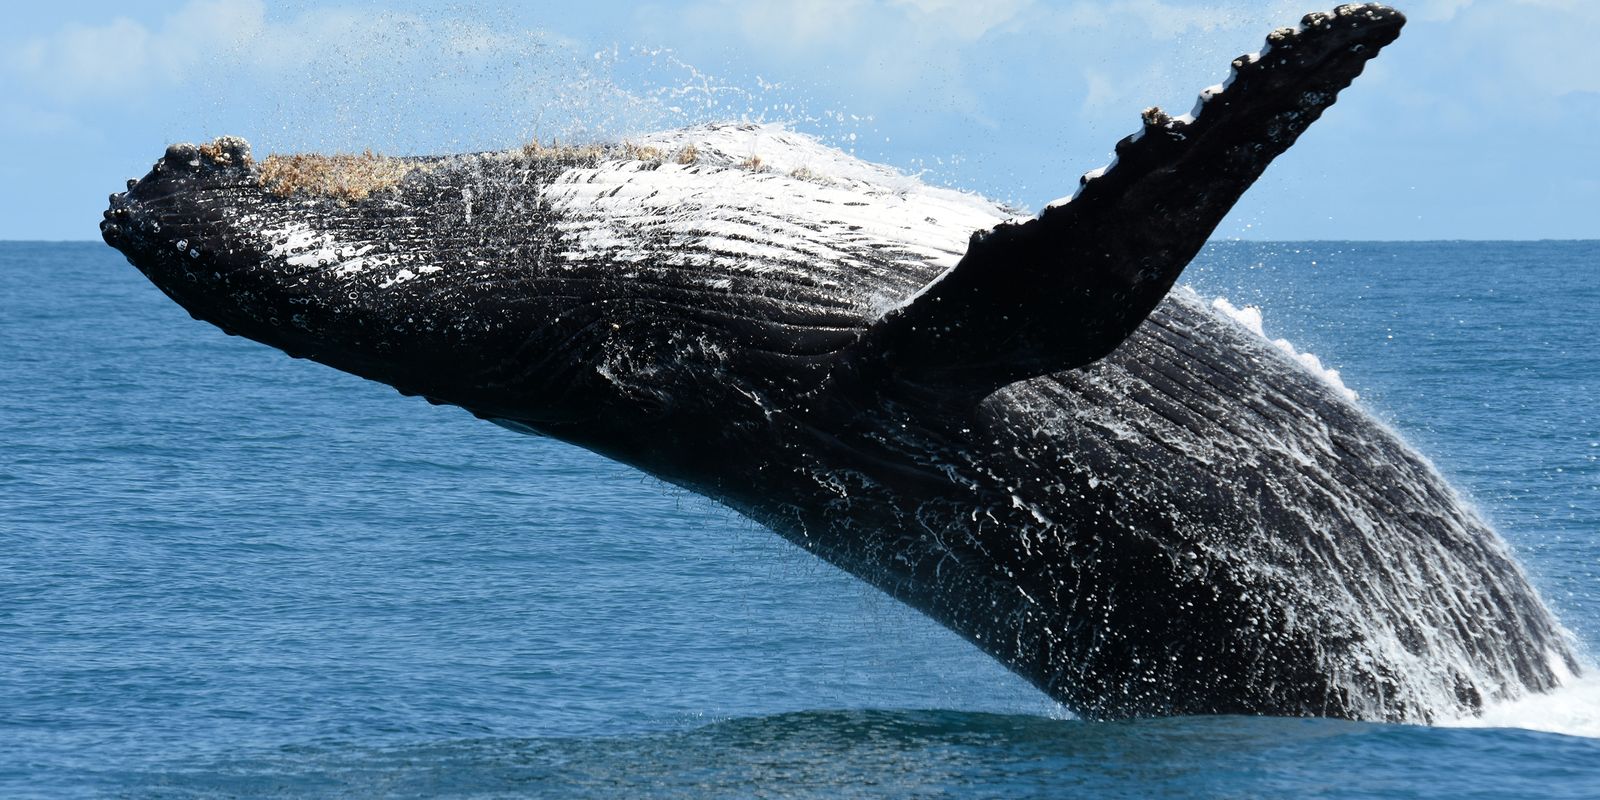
[858,5,1403,401]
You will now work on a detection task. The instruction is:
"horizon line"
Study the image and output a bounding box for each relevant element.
[9,237,1599,246]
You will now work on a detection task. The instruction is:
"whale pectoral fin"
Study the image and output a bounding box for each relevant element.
[856,5,1404,402]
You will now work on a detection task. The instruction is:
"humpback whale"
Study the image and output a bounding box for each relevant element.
[100,4,1580,722]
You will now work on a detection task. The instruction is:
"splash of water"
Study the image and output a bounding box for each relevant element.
[1443,669,1600,739]
[1208,295,1359,401]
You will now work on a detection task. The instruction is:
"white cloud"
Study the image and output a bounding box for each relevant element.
[677,0,1033,48]
[2,1,554,103]
[887,0,1032,40]
[1008,1,1306,117]
[1415,0,1600,100]
[0,102,100,140]
[647,0,1307,116]
[12,0,1594,161]
[6,0,263,99]
[671,0,875,51]
[0,2,616,154]
[1492,2,1600,96]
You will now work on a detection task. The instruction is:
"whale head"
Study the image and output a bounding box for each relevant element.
[100,135,873,466]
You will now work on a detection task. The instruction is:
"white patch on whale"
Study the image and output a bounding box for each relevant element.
[540,123,1009,312]
[262,221,414,284]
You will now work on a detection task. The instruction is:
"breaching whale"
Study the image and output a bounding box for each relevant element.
[101,4,1580,722]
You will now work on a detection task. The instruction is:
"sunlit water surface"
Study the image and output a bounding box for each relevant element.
[2,240,1597,798]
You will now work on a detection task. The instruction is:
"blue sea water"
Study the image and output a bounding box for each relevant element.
[2,239,1597,798]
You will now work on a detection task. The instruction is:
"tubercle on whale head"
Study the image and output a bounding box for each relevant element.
[101,137,266,332]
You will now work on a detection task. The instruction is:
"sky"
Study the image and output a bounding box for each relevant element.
[1,0,1596,241]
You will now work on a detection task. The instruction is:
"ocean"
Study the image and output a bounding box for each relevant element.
[2,239,1597,798]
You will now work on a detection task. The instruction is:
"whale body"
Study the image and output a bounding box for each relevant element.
[100,4,1579,721]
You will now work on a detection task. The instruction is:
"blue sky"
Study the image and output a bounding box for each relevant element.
[2,0,1596,240]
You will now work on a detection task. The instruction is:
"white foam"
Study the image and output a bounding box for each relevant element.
[1210,296,1359,402]
[1442,666,1600,739]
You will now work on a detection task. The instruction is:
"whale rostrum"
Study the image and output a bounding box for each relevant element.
[101,4,1582,721]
